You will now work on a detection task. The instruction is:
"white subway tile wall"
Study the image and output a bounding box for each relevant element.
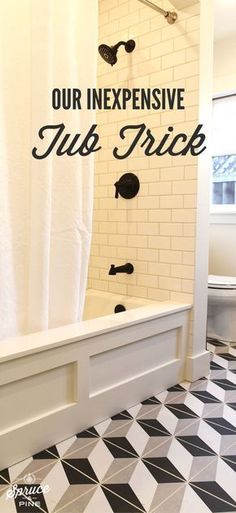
[88,0,200,303]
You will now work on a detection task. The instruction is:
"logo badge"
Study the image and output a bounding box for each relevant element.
[24,474,36,485]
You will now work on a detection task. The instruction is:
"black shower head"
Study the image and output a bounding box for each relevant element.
[98,40,135,66]
[98,44,118,66]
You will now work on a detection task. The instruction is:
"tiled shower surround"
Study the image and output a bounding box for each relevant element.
[88,0,201,304]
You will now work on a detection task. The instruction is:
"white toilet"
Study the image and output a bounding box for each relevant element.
[207,275,236,344]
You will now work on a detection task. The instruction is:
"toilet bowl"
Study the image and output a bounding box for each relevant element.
[207,275,236,343]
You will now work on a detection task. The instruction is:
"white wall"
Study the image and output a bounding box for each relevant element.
[209,34,236,278]
[213,35,236,95]
[209,215,236,276]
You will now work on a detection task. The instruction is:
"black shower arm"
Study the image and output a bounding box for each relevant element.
[137,0,178,24]
[113,41,128,51]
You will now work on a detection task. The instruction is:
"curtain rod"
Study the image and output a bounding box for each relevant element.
[213,93,236,101]
[137,0,178,24]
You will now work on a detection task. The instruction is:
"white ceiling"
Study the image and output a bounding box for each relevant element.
[214,0,236,41]
[170,0,199,9]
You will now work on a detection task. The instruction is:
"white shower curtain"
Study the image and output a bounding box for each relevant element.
[0,0,98,339]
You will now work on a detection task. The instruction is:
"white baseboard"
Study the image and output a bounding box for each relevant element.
[185,350,211,382]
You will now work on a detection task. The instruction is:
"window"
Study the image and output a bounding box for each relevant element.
[212,95,236,209]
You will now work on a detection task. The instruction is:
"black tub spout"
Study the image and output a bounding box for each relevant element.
[109,263,134,275]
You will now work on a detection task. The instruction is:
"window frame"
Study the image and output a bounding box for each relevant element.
[210,92,236,215]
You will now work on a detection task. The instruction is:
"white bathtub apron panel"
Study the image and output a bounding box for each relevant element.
[0,295,191,470]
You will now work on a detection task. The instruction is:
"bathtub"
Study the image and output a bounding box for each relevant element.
[84,289,155,320]
[0,289,191,470]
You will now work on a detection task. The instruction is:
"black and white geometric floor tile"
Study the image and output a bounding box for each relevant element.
[1,346,236,513]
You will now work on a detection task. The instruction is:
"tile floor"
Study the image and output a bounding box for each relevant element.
[1,340,236,513]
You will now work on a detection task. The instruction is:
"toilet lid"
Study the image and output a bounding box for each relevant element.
[208,274,236,290]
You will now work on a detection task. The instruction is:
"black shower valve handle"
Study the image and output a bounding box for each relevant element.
[114,181,120,198]
[114,173,140,200]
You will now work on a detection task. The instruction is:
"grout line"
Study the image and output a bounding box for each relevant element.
[142,436,175,459]
[45,449,61,458]
[164,404,198,418]
[199,401,231,417]
[188,456,219,482]
[5,460,61,489]
[118,403,163,420]
[141,457,186,484]
[107,433,170,460]
[216,374,236,385]
[60,458,99,485]
[0,475,10,486]
[149,483,185,513]
[225,370,236,381]
[121,416,172,437]
[80,428,101,437]
[191,482,236,509]
[102,437,139,458]
[86,417,134,437]
[212,379,236,390]
[121,392,191,422]
[188,390,221,403]
[125,404,165,422]
[214,355,236,362]
[0,483,10,494]
[150,474,236,513]
[152,430,236,509]
[204,418,236,435]
[155,390,188,404]
[221,453,236,466]
[174,437,216,457]
[56,459,146,513]
[101,459,138,485]
[157,397,229,438]
[226,403,236,410]
[143,398,162,404]
[54,484,98,513]
[56,437,99,460]
[101,483,146,513]
[113,411,135,418]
